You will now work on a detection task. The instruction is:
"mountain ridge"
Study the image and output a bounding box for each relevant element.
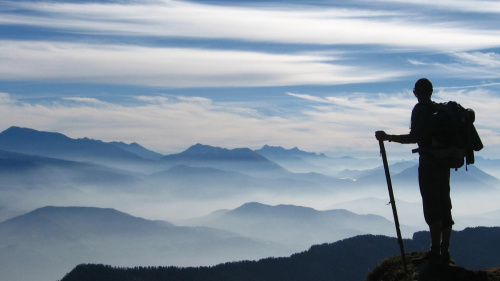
[179,202,411,250]
[160,143,287,176]
[58,226,500,281]
[0,126,158,169]
[0,149,142,190]
[0,205,290,281]
[255,144,327,159]
[109,141,164,161]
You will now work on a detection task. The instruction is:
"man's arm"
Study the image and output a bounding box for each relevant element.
[375,102,429,144]
[375,131,416,144]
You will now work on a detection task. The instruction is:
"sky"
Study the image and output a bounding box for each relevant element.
[0,0,499,157]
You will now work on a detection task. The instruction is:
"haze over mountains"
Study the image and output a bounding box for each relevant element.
[59,227,500,281]
[0,126,499,281]
[0,205,287,281]
[1,125,499,224]
[0,203,401,281]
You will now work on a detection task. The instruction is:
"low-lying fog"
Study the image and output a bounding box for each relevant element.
[1,145,499,281]
[2,156,498,230]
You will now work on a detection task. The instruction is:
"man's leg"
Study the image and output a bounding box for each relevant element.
[417,156,444,264]
[441,225,452,263]
[441,225,451,249]
[429,221,442,255]
[412,221,442,265]
[440,166,453,264]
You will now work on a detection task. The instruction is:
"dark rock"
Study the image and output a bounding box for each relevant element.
[366,252,498,281]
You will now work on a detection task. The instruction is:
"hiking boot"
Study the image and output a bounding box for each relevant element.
[411,251,442,266]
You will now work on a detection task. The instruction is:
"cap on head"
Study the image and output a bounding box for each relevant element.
[414,78,433,98]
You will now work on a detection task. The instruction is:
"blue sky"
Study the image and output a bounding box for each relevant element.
[1,0,499,157]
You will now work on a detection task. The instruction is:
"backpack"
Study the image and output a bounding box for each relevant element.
[428,101,483,170]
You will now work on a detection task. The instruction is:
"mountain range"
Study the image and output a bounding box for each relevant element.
[160,143,287,177]
[1,126,496,189]
[1,204,405,281]
[178,201,413,249]
[0,126,498,281]
[3,205,500,281]
[0,126,377,176]
[0,205,288,281]
[0,126,498,222]
[0,126,146,163]
[0,149,141,189]
[59,226,500,281]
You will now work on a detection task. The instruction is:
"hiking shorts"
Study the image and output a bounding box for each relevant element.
[418,154,454,227]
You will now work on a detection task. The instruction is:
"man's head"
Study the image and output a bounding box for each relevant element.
[414,78,433,99]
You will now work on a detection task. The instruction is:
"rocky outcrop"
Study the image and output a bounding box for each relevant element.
[366,252,500,281]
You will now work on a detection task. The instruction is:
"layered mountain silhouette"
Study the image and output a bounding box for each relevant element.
[475,156,500,178]
[182,202,411,250]
[160,143,286,176]
[108,141,164,161]
[0,126,496,188]
[0,206,289,281]
[0,203,412,281]
[0,126,142,161]
[256,144,327,159]
[0,126,497,221]
[59,227,500,281]
[343,161,498,192]
[0,126,158,172]
[255,144,381,174]
[0,126,499,281]
[148,164,344,198]
[0,149,141,190]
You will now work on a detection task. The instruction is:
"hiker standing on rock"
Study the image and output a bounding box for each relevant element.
[375,78,453,265]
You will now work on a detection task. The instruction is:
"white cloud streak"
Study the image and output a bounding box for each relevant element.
[0,40,402,87]
[62,97,110,105]
[1,0,500,51]
[453,52,500,68]
[287,87,500,155]
[1,88,498,157]
[378,0,500,14]
[408,51,500,80]
[0,1,499,88]
[0,0,499,157]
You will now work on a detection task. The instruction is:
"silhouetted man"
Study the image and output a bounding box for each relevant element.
[375,78,453,265]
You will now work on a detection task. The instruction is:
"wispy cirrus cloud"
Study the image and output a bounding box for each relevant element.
[62,97,110,105]
[0,40,402,87]
[2,0,500,51]
[1,0,499,156]
[378,0,500,14]
[1,0,500,90]
[2,85,498,157]
[408,51,500,79]
[287,87,500,155]
[453,52,500,68]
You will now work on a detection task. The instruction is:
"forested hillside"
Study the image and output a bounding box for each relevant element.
[60,227,500,281]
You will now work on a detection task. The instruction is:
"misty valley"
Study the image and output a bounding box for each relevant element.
[1,126,499,281]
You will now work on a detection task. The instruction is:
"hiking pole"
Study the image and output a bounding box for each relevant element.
[379,140,409,274]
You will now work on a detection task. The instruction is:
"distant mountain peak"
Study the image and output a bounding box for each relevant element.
[4,206,171,235]
[109,141,164,161]
[16,206,130,221]
[185,143,227,155]
[159,143,287,176]
[0,126,156,164]
[1,126,69,141]
[231,202,328,218]
[256,145,326,158]
[162,143,269,162]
